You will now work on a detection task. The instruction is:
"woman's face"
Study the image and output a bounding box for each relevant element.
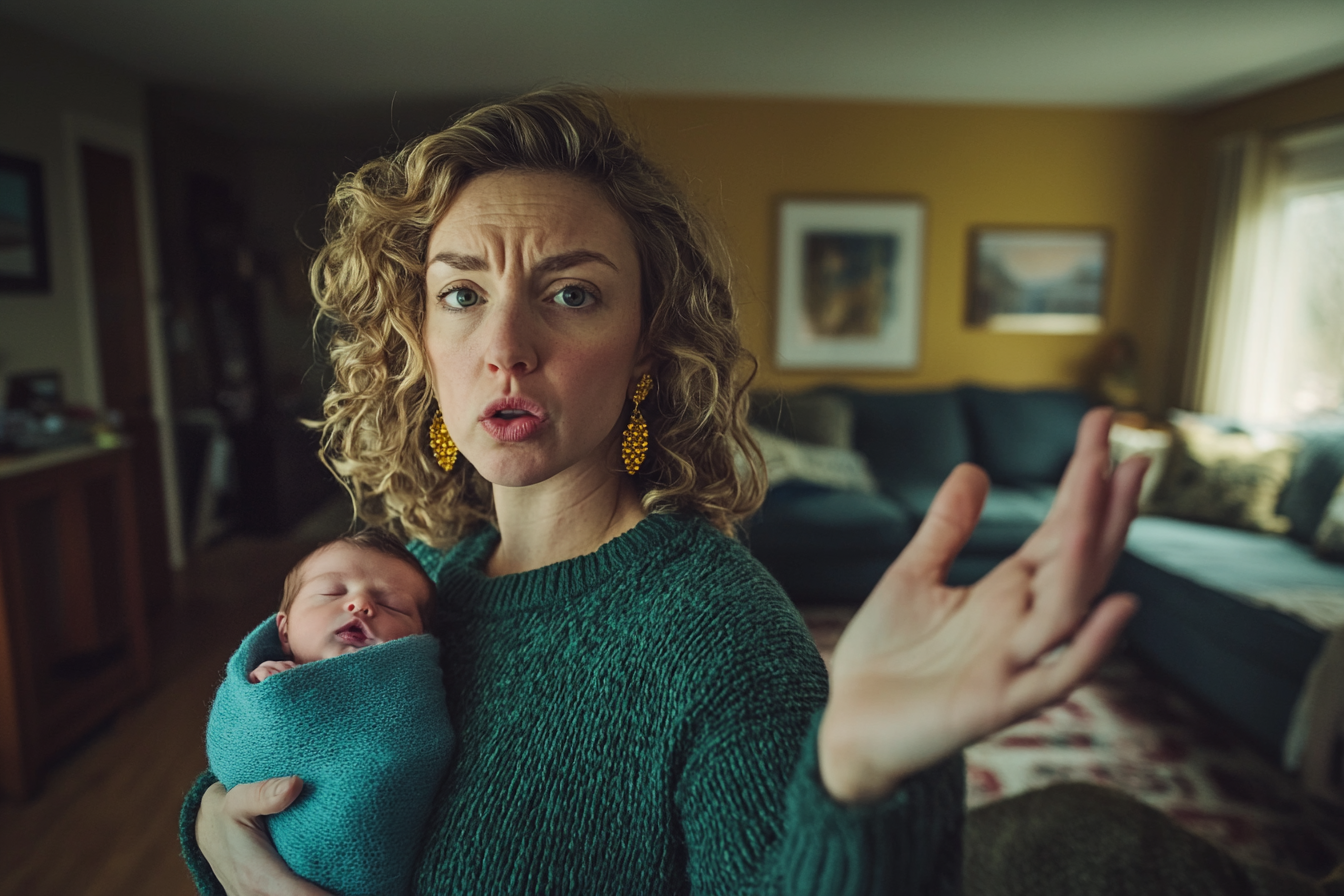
[423,170,649,489]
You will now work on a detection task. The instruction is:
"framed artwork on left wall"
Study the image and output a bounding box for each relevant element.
[775,196,925,371]
[0,152,52,293]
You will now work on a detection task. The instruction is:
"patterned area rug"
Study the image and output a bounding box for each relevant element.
[802,606,1344,880]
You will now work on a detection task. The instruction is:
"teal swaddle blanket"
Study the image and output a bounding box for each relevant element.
[206,617,453,896]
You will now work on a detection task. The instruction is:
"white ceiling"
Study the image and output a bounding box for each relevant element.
[3,0,1344,109]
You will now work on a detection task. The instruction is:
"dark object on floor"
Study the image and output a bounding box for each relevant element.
[964,782,1328,896]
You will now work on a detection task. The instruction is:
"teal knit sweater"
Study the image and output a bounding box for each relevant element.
[181,513,964,894]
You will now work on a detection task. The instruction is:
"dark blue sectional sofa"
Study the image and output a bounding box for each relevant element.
[746,385,1093,603]
[746,386,1344,763]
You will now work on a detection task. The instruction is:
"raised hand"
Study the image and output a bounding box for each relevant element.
[818,407,1148,804]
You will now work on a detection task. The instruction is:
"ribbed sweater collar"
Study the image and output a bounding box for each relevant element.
[433,512,705,615]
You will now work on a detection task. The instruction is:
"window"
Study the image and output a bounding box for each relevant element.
[1190,121,1344,424]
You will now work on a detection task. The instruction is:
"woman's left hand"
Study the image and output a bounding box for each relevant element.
[818,407,1148,804]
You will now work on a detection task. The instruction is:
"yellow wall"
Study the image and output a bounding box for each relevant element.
[617,95,1183,405]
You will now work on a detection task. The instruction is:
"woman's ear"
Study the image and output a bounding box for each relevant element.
[275,613,293,657]
[630,348,655,399]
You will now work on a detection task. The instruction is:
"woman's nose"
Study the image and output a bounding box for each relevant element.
[482,290,539,376]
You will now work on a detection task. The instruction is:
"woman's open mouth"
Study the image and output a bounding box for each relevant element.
[480,398,547,442]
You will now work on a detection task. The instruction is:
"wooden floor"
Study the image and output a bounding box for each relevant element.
[0,535,327,896]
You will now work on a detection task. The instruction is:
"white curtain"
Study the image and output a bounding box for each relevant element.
[1186,132,1267,418]
[1189,122,1344,423]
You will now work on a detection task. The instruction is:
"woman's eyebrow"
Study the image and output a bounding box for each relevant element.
[428,250,618,274]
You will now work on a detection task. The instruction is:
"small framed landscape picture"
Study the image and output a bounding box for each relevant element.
[0,152,51,293]
[775,197,925,370]
[965,227,1109,333]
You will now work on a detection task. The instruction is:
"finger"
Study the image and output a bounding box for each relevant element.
[1004,592,1139,722]
[1041,406,1115,529]
[198,781,228,844]
[1017,421,1109,610]
[1089,454,1148,593]
[1008,523,1094,662]
[1017,414,1112,573]
[224,776,305,821]
[889,463,990,588]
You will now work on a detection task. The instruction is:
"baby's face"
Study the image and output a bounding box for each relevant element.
[277,541,429,665]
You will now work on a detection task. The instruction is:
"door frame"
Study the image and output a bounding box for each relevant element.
[62,114,185,572]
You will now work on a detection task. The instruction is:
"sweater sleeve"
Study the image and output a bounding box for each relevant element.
[178,770,227,896]
[677,708,964,896]
[673,589,964,896]
[776,713,964,894]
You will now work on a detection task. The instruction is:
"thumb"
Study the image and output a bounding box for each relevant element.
[224,775,304,820]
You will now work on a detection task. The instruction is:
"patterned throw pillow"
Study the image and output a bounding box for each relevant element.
[1147,418,1299,533]
[749,426,878,494]
[1315,476,1344,561]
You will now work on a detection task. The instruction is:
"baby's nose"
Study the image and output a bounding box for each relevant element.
[346,594,375,614]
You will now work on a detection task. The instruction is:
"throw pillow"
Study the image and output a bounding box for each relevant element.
[1315,475,1344,561]
[1147,418,1299,533]
[1108,423,1170,513]
[749,426,878,494]
[749,392,854,449]
[1277,424,1344,544]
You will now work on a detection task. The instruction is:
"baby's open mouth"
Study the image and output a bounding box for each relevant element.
[335,619,373,646]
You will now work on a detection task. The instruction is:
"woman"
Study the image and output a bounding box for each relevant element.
[185,88,1146,895]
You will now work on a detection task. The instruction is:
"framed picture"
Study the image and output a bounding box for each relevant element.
[965,227,1109,333]
[775,197,925,370]
[0,152,52,293]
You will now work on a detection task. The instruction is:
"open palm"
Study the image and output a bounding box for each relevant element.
[819,408,1148,803]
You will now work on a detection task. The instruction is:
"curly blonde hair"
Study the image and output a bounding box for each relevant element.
[313,87,765,548]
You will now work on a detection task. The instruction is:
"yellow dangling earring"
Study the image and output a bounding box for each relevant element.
[428,409,458,472]
[621,374,653,475]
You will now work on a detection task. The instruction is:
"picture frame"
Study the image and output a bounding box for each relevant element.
[0,152,52,293]
[775,196,925,370]
[965,226,1109,333]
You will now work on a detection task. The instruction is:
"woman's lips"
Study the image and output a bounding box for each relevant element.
[479,398,547,442]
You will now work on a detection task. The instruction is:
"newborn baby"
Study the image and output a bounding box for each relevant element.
[205,529,454,896]
[251,529,433,681]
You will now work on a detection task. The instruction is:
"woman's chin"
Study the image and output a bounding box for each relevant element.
[469,453,560,489]
[470,447,617,492]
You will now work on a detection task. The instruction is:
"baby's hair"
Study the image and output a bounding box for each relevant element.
[280,528,436,631]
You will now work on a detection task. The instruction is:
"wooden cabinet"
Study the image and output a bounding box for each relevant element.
[0,445,151,799]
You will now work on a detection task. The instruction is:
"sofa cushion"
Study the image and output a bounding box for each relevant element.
[749,426,878,494]
[965,487,1054,554]
[960,387,1092,485]
[848,389,972,489]
[885,483,1053,554]
[747,482,913,560]
[1114,550,1325,757]
[748,391,855,449]
[1147,418,1298,534]
[1279,423,1344,543]
[1315,475,1344,561]
[1124,515,1344,630]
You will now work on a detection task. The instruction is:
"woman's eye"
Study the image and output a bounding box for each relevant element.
[552,285,595,308]
[440,287,481,309]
